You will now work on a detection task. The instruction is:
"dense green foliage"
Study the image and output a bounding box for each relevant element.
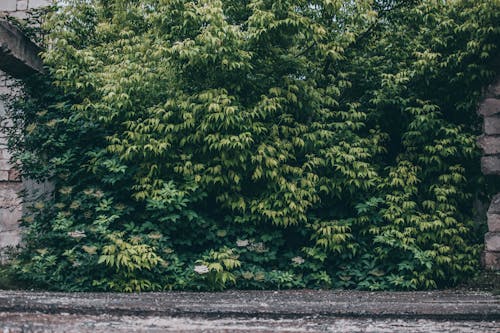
[4,0,500,291]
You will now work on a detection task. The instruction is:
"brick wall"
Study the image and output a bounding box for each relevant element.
[0,72,23,254]
[0,0,52,18]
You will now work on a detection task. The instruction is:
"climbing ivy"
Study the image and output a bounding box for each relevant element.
[4,0,500,291]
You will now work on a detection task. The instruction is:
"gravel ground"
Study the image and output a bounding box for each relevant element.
[0,290,498,332]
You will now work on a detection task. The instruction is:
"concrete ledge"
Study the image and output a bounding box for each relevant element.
[0,290,498,321]
[0,19,43,78]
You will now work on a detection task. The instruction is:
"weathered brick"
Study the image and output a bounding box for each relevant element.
[485,116,500,135]
[486,80,500,98]
[478,98,500,117]
[0,183,22,207]
[477,135,500,155]
[485,232,500,252]
[17,0,28,10]
[0,171,8,181]
[8,10,28,20]
[483,251,500,270]
[0,0,17,11]
[487,213,500,232]
[0,206,22,230]
[0,148,11,160]
[28,0,52,9]
[8,168,20,181]
[0,158,12,170]
[481,155,500,176]
[489,194,500,214]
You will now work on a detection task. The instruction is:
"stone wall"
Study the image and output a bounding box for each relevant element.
[0,73,23,254]
[0,0,51,259]
[0,0,52,19]
[479,78,500,270]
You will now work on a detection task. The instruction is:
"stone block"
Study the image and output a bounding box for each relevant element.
[0,0,17,12]
[481,155,500,175]
[0,206,22,230]
[0,147,11,160]
[0,170,8,181]
[0,182,22,208]
[489,194,500,214]
[1,116,14,127]
[487,213,500,232]
[8,168,20,181]
[485,232,500,252]
[0,230,21,249]
[0,158,11,170]
[0,86,10,94]
[8,11,28,20]
[487,79,500,97]
[477,135,500,155]
[485,116,500,135]
[17,0,28,10]
[28,0,51,9]
[478,98,500,117]
[0,100,6,117]
[483,251,500,270]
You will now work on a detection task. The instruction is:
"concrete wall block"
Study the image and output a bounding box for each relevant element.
[0,170,9,181]
[487,213,500,232]
[0,71,6,85]
[0,147,12,160]
[485,116,500,135]
[28,0,52,9]
[485,232,500,252]
[17,0,28,11]
[489,194,500,214]
[486,78,500,98]
[1,117,14,128]
[0,86,10,94]
[0,183,22,207]
[0,206,22,230]
[0,158,12,170]
[481,155,500,176]
[478,135,500,155]
[0,100,6,117]
[478,98,500,117]
[8,168,20,181]
[8,11,28,20]
[0,0,18,12]
[483,251,500,270]
[0,230,21,250]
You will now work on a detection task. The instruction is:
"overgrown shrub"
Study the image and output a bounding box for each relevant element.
[4,0,500,291]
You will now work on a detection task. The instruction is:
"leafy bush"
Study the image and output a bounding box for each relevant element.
[4,0,500,291]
